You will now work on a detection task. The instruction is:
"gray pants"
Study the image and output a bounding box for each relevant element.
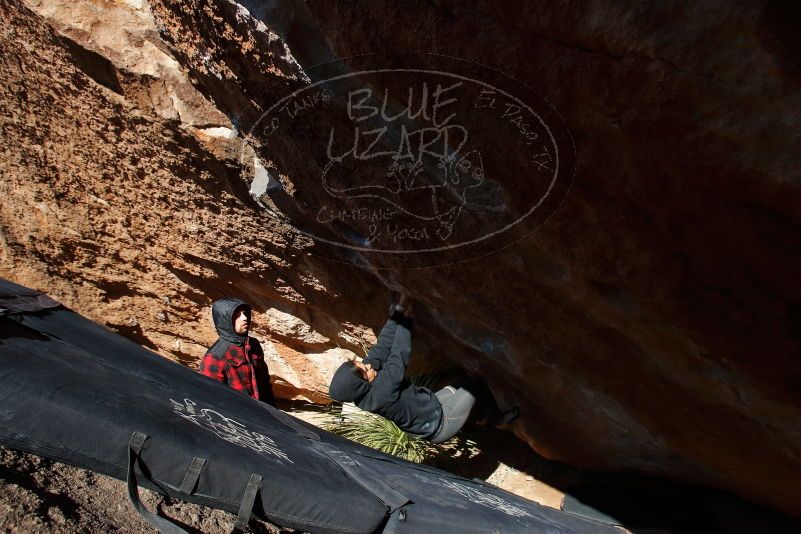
[430,386,476,444]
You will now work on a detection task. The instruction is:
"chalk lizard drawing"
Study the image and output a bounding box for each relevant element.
[170,398,293,463]
[321,148,486,241]
[438,478,534,519]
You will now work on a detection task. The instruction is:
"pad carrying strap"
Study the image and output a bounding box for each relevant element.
[179,456,207,494]
[128,433,265,534]
[127,432,189,534]
[232,473,262,533]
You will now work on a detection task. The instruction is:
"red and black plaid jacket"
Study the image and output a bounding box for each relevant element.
[199,337,275,405]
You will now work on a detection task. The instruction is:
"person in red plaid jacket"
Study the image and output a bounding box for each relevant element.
[199,298,275,405]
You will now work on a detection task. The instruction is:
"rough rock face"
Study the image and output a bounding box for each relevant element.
[0,0,383,403]
[143,0,801,517]
[24,0,229,128]
[3,0,801,520]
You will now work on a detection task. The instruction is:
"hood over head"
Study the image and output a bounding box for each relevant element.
[329,361,371,403]
[211,298,251,346]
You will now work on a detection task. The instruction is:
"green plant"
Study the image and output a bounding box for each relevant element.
[323,408,436,463]
[316,344,475,463]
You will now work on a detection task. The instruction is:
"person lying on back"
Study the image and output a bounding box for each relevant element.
[199,298,275,406]
[328,294,475,443]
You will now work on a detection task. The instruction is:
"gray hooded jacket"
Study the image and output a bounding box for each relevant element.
[329,314,442,439]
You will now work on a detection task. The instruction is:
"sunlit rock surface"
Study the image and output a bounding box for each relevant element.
[24,0,229,127]
[1,0,381,403]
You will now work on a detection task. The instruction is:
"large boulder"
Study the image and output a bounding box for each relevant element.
[145,0,801,517]
[2,0,800,519]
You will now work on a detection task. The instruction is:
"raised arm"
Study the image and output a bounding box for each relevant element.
[362,317,399,371]
[363,294,414,370]
[360,321,412,408]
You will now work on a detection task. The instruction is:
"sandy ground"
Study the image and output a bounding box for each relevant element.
[0,446,294,534]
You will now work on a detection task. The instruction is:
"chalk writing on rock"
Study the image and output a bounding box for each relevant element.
[241,55,574,267]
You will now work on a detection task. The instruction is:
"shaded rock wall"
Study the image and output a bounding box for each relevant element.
[2,0,801,519]
[144,0,801,517]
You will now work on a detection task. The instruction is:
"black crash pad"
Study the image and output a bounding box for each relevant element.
[0,278,622,533]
